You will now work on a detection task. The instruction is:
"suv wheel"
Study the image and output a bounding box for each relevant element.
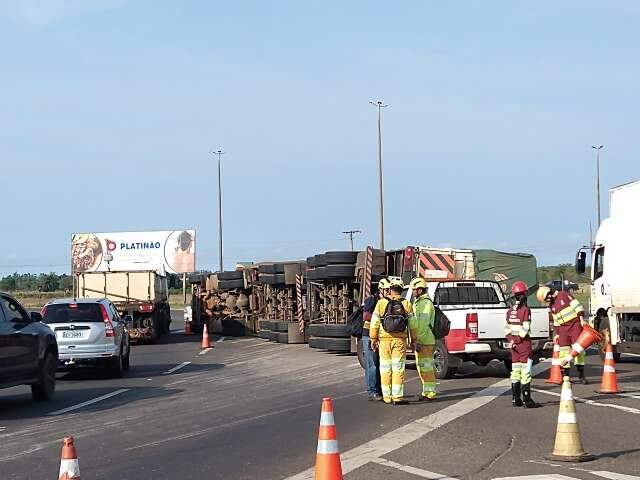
[123,346,131,371]
[109,352,124,378]
[31,352,56,401]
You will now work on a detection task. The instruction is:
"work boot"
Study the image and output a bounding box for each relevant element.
[576,365,589,385]
[511,382,523,407]
[522,383,538,408]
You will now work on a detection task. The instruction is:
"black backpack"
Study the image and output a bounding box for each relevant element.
[433,305,451,339]
[382,298,408,333]
[347,306,364,338]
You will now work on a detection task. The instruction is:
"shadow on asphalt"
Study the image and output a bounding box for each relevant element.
[57,362,225,381]
[0,385,184,420]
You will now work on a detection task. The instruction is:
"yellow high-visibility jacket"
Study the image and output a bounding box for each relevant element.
[369,294,414,341]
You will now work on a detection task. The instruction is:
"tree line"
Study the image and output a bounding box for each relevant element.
[1,266,590,294]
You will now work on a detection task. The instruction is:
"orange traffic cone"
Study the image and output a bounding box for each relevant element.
[546,341,563,385]
[314,397,343,480]
[561,324,602,367]
[201,322,212,350]
[58,436,80,480]
[546,376,595,463]
[598,343,622,394]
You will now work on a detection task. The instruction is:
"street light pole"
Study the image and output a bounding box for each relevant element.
[214,150,225,272]
[370,100,388,250]
[591,145,604,228]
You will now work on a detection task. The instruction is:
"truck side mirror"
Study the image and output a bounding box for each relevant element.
[30,311,43,322]
[575,251,586,274]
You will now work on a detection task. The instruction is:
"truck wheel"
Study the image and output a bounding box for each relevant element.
[434,340,457,379]
[597,316,622,362]
[324,251,358,264]
[31,351,56,401]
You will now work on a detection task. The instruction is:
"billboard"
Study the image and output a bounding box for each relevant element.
[71,230,196,274]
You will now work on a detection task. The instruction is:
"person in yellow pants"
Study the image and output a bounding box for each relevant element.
[409,277,437,401]
[370,278,414,405]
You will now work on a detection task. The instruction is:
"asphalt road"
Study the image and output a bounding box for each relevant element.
[1,327,640,480]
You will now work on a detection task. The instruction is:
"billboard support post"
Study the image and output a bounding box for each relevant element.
[183,272,187,305]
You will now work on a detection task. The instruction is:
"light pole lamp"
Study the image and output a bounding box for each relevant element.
[591,145,604,228]
[369,100,388,250]
[214,150,225,272]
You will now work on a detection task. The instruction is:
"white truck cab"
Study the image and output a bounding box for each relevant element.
[576,179,640,358]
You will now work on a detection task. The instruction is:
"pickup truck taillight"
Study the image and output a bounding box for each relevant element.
[100,304,115,338]
[139,304,154,313]
[466,312,478,340]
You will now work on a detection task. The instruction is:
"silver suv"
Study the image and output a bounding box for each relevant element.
[42,298,131,377]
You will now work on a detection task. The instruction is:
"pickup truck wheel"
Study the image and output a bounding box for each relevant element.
[503,359,512,373]
[31,352,56,401]
[597,316,622,362]
[434,340,457,379]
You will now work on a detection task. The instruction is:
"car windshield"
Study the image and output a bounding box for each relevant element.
[43,303,103,323]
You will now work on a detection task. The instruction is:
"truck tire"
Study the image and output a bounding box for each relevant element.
[313,267,327,280]
[324,264,356,279]
[260,320,274,331]
[259,330,271,340]
[262,274,285,285]
[315,254,327,267]
[434,340,457,379]
[597,316,622,362]
[218,271,243,280]
[308,324,350,338]
[268,331,279,341]
[306,269,317,281]
[503,359,512,373]
[273,322,289,332]
[31,351,56,401]
[306,256,317,267]
[219,279,244,290]
[259,264,285,274]
[324,251,358,264]
[277,332,289,343]
[309,336,351,352]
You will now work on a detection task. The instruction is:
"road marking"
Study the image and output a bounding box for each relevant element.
[622,352,640,358]
[163,362,191,375]
[371,458,457,479]
[533,388,640,415]
[48,389,130,416]
[493,476,577,480]
[284,362,550,479]
[198,348,213,355]
[124,390,368,451]
[0,427,5,432]
[590,473,640,480]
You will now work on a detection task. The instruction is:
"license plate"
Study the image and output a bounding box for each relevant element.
[503,342,512,349]
[62,331,84,339]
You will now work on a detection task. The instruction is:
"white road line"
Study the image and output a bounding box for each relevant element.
[163,361,191,375]
[47,389,130,416]
[493,476,578,480]
[371,458,457,479]
[533,388,640,415]
[284,362,550,480]
[0,427,5,432]
[124,390,367,452]
[622,352,640,358]
[198,348,213,356]
[616,392,640,400]
[590,472,640,480]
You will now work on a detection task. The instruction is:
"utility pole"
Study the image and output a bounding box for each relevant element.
[370,100,388,250]
[342,230,362,251]
[214,150,225,272]
[591,145,604,228]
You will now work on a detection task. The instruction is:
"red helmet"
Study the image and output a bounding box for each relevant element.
[511,281,528,296]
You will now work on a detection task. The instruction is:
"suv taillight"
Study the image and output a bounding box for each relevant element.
[466,312,478,340]
[100,304,115,338]
[40,305,48,318]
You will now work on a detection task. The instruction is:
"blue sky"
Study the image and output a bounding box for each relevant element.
[1,1,638,276]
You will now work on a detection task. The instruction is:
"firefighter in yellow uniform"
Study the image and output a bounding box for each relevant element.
[370,278,414,405]
[409,277,437,401]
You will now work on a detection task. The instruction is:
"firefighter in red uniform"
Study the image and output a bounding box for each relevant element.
[537,285,588,384]
[505,281,538,408]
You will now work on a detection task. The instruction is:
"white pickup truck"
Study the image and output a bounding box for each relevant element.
[408,280,553,378]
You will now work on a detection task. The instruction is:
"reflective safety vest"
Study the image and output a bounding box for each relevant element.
[369,295,414,340]
[504,304,531,339]
[549,291,584,327]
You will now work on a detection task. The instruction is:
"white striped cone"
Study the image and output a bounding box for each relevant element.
[315,398,343,479]
[547,376,594,462]
[59,436,80,480]
[598,343,621,394]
